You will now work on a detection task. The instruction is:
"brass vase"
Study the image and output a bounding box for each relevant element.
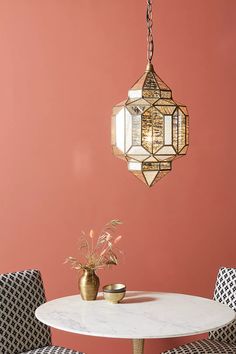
[79,268,100,301]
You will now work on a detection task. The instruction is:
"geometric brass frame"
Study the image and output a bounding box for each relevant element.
[111,62,189,187]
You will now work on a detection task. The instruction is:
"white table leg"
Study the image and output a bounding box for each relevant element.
[132,339,144,354]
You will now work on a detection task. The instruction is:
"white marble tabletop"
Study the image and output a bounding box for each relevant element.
[35,291,235,339]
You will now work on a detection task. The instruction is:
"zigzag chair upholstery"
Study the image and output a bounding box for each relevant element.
[0,269,84,354]
[162,267,236,354]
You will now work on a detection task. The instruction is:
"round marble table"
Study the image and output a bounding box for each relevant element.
[35,291,235,354]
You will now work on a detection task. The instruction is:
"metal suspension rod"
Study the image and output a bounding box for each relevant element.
[146,0,154,62]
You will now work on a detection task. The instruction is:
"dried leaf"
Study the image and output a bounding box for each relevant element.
[114,235,122,244]
[105,233,112,241]
[65,219,123,271]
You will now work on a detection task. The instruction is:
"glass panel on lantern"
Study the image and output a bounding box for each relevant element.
[128,89,142,99]
[143,72,158,90]
[128,105,149,115]
[160,161,171,170]
[165,99,176,105]
[127,146,149,155]
[156,105,176,115]
[128,154,148,162]
[131,73,146,90]
[126,97,139,105]
[127,99,150,115]
[145,155,158,162]
[172,109,178,151]
[131,98,153,106]
[115,108,125,153]
[178,145,188,155]
[155,155,174,161]
[186,115,189,145]
[143,171,159,186]
[178,105,188,116]
[152,109,164,153]
[132,115,142,145]
[155,75,170,90]
[125,108,132,153]
[156,146,176,155]
[177,108,186,152]
[145,98,159,105]
[143,89,160,98]
[161,90,172,99]
[142,108,154,153]
[143,162,159,171]
[155,98,173,106]
[164,115,172,145]
[128,161,142,171]
[157,81,170,91]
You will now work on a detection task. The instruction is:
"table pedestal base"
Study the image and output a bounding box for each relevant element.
[132,339,144,354]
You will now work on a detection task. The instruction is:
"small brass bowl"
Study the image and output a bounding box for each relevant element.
[103,284,126,304]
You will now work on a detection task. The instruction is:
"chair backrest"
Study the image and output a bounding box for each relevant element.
[0,269,51,354]
[209,267,236,344]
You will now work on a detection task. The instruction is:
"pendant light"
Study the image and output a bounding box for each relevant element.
[111,0,189,187]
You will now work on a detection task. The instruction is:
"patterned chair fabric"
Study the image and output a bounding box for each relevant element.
[161,338,236,354]
[0,269,83,354]
[162,267,236,354]
[21,346,82,354]
[209,267,236,344]
[0,269,51,354]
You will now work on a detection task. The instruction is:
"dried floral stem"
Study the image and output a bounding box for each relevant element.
[65,220,123,272]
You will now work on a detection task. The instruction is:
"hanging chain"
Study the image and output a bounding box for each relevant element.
[146,0,154,62]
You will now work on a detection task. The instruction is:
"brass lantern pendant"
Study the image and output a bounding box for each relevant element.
[111,1,189,187]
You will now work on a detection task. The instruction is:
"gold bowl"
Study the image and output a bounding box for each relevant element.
[103,283,126,304]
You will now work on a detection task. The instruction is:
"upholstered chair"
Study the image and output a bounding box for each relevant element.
[162,267,236,354]
[0,269,84,354]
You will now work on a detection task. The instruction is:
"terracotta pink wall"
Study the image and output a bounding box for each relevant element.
[0,0,235,353]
